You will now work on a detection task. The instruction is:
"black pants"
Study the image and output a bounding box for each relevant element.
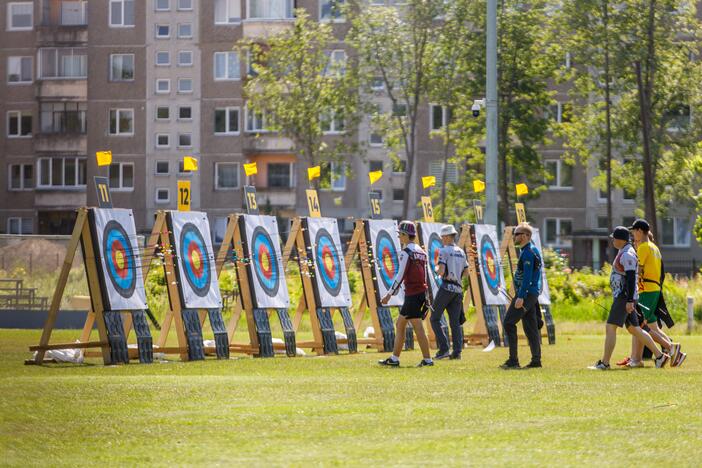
[430,288,464,356]
[503,293,541,364]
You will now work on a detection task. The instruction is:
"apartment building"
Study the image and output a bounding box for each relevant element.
[1,0,700,273]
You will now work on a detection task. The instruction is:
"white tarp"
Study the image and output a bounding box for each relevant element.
[473,224,508,306]
[305,217,352,308]
[530,228,551,305]
[366,219,404,306]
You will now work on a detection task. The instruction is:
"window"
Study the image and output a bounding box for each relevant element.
[664,104,690,131]
[370,77,384,91]
[245,107,268,132]
[108,163,134,190]
[156,24,170,38]
[215,0,241,23]
[214,52,240,80]
[392,103,407,117]
[155,161,169,175]
[320,111,345,134]
[320,0,344,20]
[155,0,170,11]
[8,164,33,190]
[177,23,192,38]
[178,133,192,147]
[369,132,384,146]
[596,216,608,230]
[428,161,458,185]
[7,111,32,137]
[215,107,240,135]
[110,0,135,27]
[155,188,170,203]
[369,160,383,173]
[430,105,452,130]
[324,50,346,77]
[544,160,573,189]
[40,102,87,134]
[156,133,170,148]
[267,163,294,188]
[37,157,86,188]
[178,51,193,67]
[7,3,33,30]
[248,0,293,19]
[109,109,134,135]
[110,54,134,81]
[661,217,691,247]
[544,218,572,247]
[322,162,346,191]
[178,106,192,120]
[392,159,406,174]
[215,163,240,189]
[7,56,32,83]
[52,1,87,26]
[39,48,87,79]
[548,102,572,124]
[393,189,404,202]
[156,106,170,120]
[156,78,170,94]
[156,51,170,66]
[178,0,193,10]
[177,78,193,93]
[7,218,33,235]
[622,216,636,229]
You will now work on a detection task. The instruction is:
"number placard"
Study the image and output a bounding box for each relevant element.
[368,192,382,219]
[178,180,191,211]
[306,189,321,218]
[472,199,484,223]
[421,196,434,222]
[244,185,259,214]
[94,176,113,208]
[515,202,527,224]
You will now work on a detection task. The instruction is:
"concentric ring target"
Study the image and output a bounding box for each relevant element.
[314,228,342,296]
[102,220,137,298]
[427,232,443,286]
[479,234,501,295]
[251,226,280,297]
[179,222,212,297]
[375,230,399,290]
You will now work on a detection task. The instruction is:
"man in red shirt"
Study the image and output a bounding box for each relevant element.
[378,221,434,367]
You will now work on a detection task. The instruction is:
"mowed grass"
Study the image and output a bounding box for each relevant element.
[1,329,701,467]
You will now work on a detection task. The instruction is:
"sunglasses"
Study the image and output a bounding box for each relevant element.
[514,232,526,237]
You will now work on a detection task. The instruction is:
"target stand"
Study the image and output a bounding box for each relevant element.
[141,211,230,362]
[281,217,357,355]
[26,207,154,365]
[215,214,297,358]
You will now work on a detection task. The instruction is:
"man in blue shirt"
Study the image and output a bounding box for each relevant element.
[501,223,543,369]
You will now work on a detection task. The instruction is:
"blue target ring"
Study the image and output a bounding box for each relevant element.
[251,226,280,297]
[103,221,136,298]
[314,228,342,295]
[479,234,501,295]
[375,230,399,290]
[179,223,211,297]
[428,233,443,288]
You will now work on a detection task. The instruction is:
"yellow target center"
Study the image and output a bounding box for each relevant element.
[261,252,270,271]
[384,256,393,272]
[191,250,201,270]
[115,251,125,270]
[324,254,334,272]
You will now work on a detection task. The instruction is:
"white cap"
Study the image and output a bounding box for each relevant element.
[440,225,458,237]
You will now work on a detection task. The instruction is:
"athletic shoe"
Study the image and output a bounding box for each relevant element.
[449,354,462,360]
[416,359,434,367]
[627,360,644,368]
[434,351,451,360]
[588,360,610,370]
[654,353,670,368]
[616,357,631,366]
[378,357,399,367]
[673,352,686,368]
[668,343,681,363]
[523,361,542,369]
[500,360,520,370]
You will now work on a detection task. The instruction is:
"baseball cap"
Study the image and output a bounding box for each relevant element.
[440,224,458,237]
[398,220,416,237]
[628,218,650,232]
[609,226,630,241]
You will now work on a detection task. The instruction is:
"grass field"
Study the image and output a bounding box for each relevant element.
[1,329,700,466]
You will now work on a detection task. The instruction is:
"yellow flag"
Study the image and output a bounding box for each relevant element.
[183,156,198,172]
[244,162,258,176]
[96,150,112,167]
[369,170,383,185]
[473,180,486,193]
[421,176,436,189]
[308,165,321,181]
[516,183,529,197]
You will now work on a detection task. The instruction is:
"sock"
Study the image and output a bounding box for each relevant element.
[390,355,399,362]
[424,358,433,363]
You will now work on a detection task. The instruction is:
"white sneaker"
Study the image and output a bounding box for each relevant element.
[654,353,670,369]
[673,352,687,368]
[627,360,644,368]
[588,360,610,370]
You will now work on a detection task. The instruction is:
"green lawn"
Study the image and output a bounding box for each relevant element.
[1,329,700,466]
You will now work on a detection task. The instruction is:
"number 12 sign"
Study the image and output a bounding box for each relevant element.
[178,180,191,211]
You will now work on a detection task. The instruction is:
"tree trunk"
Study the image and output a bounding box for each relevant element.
[635,61,658,236]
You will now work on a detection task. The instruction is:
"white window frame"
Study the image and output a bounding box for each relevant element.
[156,106,170,120]
[7,217,33,235]
[38,48,87,79]
[215,162,241,190]
[177,78,193,94]
[155,188,170,204]
[7,111,32,138]
[544,159,573,190]
[108,162,135,191]
[155,133,170,148]
[177,0,193,10]
[155,78,171,94]
[155,160,170,175]
[109,108,134,136]
[155,0,170,11]
[109,0,135,28]
[8,163,33,191]
[109,54,135,82]
[7,2,34,31]
[319,0,345,22]
[214,51,241,81]
[155,51,170,67]
[392,188,405,203]
[245,106,269,133]
[155,24,170,38]
[7,56,33,84]
[324,49,347,77]
[661,217,691,248]
[321,111,345,134]
[178,133,193,148]
[429,104,450,131]
[214,0,242,24]
[177,23,193,38]
[37,156,87,189]
[177,50,193,67]
[266,162,295,189]
[215,107,241,135]
[178,106,193,121]
[330,162,346,191]
[369,131,384,147]
[543,218,573,248]
[247,0,293,20]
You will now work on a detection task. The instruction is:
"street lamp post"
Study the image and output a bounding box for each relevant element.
[485,0,499,226]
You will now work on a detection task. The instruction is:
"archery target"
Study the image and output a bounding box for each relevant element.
[305,217,352,308]
[419,223,445,298]
[473,224,508,305]
[367,219,404,306]
[92,208,147,311]
[242,214,290,309]
[169,211,222,308]
[530,228,551,305]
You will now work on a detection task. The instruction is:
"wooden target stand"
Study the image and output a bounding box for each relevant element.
[279,189,358,355]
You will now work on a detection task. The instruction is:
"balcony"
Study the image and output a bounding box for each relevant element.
[35,133,87,153]
[256,187,297,208]
[37,25,88,46]
[38,1,88,44]
[34,190,86,208]
[36,79,87,99]
[243,0,294,39]
[243,134,294,152]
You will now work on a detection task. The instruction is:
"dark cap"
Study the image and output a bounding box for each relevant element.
[610,226,630,241]
[629,218,650,232]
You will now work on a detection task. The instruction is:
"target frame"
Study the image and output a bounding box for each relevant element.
[303,217,352,308]
[366,219,404,306]
[473,224,508,305]
[418,222,444,298]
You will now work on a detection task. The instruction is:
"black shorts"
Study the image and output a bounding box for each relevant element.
[607,296,640,328]
[400,292,426,320]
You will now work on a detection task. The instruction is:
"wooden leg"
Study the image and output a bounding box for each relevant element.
[292,299,305,332]
[157,311,174,348]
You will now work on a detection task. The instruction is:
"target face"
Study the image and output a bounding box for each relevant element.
[251,226,280,297]
[92,208,147,311]
[375,230,399,290]
[304,217,352,308]
[473,224,507,305]
[480,234,501,295]
[418,222,445,298]
[179,223,211,297]
[315,228,342,295]
[367,219,404,306]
